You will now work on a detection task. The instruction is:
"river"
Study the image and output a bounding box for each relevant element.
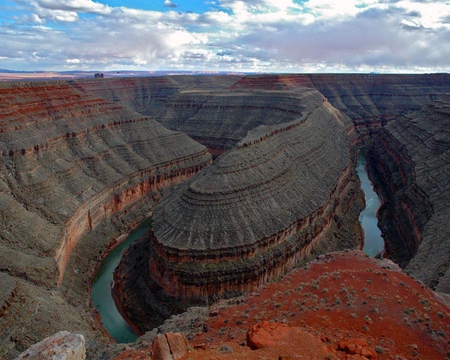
[90,218,152,343]
[91,153,384,343]
[356,152,385,257]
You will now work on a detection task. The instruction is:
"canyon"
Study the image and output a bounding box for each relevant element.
[0,74,449,359]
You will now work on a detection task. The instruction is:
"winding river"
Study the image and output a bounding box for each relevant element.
[90,218,152,343]
[356,152,385,257]
[91,153,384,343]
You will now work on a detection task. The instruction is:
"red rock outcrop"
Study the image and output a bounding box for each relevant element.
[115,88,364,331]
[246,321,294,349]
[151,333,189,360]
[338,339,377,358]
[112,251,450,360]
[191,251,450,360]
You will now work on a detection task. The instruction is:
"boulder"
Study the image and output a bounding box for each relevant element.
[246,321,293,350]
[338,338,377,358]
[16,331,85,360]
[151,332,188,360]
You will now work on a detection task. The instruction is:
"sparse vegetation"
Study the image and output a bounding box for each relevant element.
[219,344,233,353]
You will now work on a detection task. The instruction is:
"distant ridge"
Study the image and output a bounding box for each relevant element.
[0,69,254,81]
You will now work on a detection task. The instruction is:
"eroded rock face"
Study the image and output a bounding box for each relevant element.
[369,95,450,292]
[151,333,189,360]
[0,81,211,287]
[0,81,211,358]
[150,74,450,150]
[115,88,364,331]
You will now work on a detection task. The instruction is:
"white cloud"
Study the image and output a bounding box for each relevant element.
[164,0,177,8]
[37,0,112,14]
[0,0,449,72]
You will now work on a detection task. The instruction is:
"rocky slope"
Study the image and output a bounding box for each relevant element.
[113,251,450,360]
[115,88,365,332]
[69,76,240,117]
[153,89,318,153]
[0,81,211,358]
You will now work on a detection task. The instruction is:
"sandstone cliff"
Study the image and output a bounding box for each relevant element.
[0,81,210,286]
[115,88,364,332]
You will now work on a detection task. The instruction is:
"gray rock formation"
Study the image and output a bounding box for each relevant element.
[16,331,85,360]
[115,88,364,331]
[372,95,450,292]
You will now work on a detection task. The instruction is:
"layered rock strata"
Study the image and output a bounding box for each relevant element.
[69,76,241,117]
[0,81,211,358]
[0,81,211,286]
[153,89,319,152]
[115,89,364,331]
[70,74,450,155]
[369,96,450,292]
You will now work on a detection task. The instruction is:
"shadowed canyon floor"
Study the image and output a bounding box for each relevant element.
[0,74,449,359]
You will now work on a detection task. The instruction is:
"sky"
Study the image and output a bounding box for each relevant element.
[0,0,449,73]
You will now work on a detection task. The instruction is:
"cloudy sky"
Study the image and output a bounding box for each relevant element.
[0,0,449,73]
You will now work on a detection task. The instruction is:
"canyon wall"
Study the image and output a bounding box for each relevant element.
[115,88,364,332]
[220,74,450,290]
[145,74,450,152]
[369,96,450,292]
[0,81,211,358]
[69,76,240,116]
[0,81,211,286]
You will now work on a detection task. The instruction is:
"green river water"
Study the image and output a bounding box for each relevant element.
[90,218,152,343]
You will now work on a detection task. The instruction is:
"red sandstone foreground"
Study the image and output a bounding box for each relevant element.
[114,251,450,360]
